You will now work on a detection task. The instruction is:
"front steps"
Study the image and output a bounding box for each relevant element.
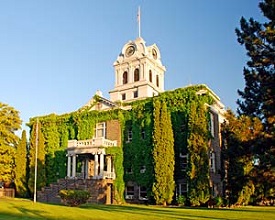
[37,178,113,204]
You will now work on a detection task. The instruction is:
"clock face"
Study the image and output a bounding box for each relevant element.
[125,45,135,57]
[152,49,157,59]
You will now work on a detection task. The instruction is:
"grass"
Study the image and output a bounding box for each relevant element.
[0,198,275,220]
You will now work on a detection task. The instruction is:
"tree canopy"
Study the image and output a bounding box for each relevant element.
[234,0,275,202]
[0,102,21,183]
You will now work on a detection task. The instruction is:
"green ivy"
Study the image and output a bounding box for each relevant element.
[106,147,125,204]
[28,85,214,204]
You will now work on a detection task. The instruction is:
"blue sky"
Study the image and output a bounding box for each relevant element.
[0,0,263,132]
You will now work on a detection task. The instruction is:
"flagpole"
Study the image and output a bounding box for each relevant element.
[34,118,39,203]
[138,6,141,38]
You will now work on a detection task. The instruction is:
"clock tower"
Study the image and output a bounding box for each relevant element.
[109,37,166,103]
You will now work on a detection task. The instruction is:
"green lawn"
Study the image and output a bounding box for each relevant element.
[0,198,275,220]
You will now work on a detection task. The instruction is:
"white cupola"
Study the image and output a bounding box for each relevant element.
[109,37,166,103]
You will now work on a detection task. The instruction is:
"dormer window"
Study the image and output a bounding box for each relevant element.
[123,71,128,84]
[134,68,140,82]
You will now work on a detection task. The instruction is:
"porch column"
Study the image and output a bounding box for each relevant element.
[100,153,104,178]
[107,156,111,173]
[85,158,89,179]
[94,154,99,177]
[81,161,85,179]
[72,154,76,178]
[67,155,71,177]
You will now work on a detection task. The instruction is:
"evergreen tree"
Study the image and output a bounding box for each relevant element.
[187,102,210,206]
[152,100,175,206]
[235,0,275,200]
[14,130,28,197]
[0,102,21,184]
[28,120,46,195]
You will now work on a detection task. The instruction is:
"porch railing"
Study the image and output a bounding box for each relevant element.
[68,137,117,149]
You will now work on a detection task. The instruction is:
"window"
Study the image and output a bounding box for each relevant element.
[179,153,188,172]
[149,70,152,82]
[210,113,215,137]
[210,151,216,173]
[122,93,126,100]
[178,182,188,196]
[156,75,159,87]
[133,90,138,98]
[94,122,106,138]
[127,127,132,142]
[134,68,140,82]
[125,186,135,199]
[123,71,128,84]
[139,186,148,200]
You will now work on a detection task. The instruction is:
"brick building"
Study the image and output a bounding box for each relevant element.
[37,36,226,205]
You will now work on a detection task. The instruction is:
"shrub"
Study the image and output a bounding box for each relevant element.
[177,195,186,206]
[214,196,223,207]
[59,189,90,207]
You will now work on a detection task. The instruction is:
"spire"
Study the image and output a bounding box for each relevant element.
[137,6,141,38]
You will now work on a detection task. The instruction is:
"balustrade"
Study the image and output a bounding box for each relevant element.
[68,137,117,149]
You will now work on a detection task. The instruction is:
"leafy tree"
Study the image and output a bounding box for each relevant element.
[14,130,28,197]
[222,111,263,205]
[152,100,175,206]
[0,102,21,184]
[235,0,275,200]
[28,120,46,195]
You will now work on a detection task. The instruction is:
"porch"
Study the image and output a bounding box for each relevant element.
[66,137,117,180]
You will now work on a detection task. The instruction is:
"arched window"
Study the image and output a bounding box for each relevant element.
[123,71,128,84]
[149,70,152,82]
[134,68,140,82]
[156,75,159,87]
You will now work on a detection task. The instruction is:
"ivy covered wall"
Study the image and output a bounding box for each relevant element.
[29,84,215,205]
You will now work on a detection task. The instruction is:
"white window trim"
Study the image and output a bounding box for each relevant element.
[94,122,106,138]
[127,128,132,142]
[210,113,215,137]
[125,185,135,200]
[179,182,188,195]
[210,151,216,173]
[179,153,188,172]
[138,186,148,200]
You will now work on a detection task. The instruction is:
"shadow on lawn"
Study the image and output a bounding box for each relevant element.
[80,204,229,220]
[0,205,50,220]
